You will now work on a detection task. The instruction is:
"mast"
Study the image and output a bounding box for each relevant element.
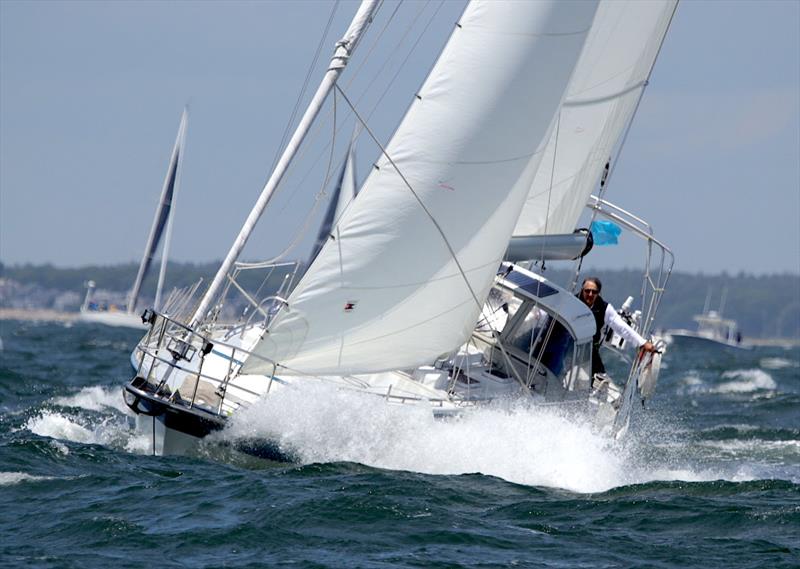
[719,286,728,316]
[128,107,189,315]
[702,286,712,315]
[191,0,380,325]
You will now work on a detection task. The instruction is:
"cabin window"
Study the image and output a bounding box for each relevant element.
[503,306,575,381]
[565,341,592,390]
[477,289,521,333]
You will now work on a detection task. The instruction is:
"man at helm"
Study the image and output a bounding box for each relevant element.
[579,277,657,378]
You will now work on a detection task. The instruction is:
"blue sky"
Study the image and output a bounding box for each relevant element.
[1,0,798,275]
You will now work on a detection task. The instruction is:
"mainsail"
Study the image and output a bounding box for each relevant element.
[128,108,189,313]
[511,0,678,240]
[245,1,598,376]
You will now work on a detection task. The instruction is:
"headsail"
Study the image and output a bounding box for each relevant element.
[128,107,189,313]
[245,1,598,376]
[307,129,358,266]
[511,0,678,240]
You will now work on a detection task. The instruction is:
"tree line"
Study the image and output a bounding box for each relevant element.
[1,261,798,338]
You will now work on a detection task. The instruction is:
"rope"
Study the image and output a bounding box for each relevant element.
[539,110,562,267]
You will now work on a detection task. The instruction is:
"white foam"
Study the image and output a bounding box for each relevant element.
[20,387,151,455]
[676,372,706,395]
[85,339,132,351]
[760,357,798,370]
[0,471,55,486]
[25,409,137,452]
[223,383,746,493]
[26,412,98,444]
[53,386,130,414]
[701,439,800,454]
[714,369,777,393]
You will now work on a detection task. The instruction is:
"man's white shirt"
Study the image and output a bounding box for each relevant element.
[604,304,646,348]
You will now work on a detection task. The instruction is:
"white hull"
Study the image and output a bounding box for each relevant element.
[125,363,626,461]
[125,306,637,459]
[79,309,146,330]
[666,330,749,351]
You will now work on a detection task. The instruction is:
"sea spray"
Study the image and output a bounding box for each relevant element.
[52,385,130,413]
[221,382,685,493]
[24,386,150,454]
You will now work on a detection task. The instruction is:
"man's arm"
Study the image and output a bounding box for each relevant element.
[604,304,655,352]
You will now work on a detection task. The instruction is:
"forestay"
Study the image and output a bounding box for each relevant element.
[512,0,677,239]
[243,1,597,376]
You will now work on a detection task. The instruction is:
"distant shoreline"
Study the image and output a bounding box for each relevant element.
[1,307,797,347]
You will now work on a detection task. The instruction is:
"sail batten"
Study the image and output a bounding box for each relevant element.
[243,0,598,376]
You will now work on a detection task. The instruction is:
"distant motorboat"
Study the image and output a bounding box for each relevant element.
[667,311,749,350]
[79,108,188,331]
[666,287,749,350]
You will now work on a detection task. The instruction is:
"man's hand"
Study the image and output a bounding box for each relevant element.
[641,341,658,353]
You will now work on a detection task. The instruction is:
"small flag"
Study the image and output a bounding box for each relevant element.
[590,220,622,246]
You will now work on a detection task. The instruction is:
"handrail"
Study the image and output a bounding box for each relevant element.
[136,341,263,401]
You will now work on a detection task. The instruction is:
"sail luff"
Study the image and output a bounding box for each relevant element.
[190,0,380,325]
[128,107,189,314]
[245,0,599,376]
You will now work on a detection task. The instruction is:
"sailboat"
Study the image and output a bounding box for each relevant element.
[667,287,749,350]
[79,108,188,330]
[122,0,677,456]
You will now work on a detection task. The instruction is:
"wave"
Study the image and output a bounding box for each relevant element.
[714,369,777,393]
[52,386,130,414]
[23,387,150,454]
[0,471,56,486]
[760,357,798,370]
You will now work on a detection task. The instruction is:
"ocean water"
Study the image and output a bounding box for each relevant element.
[1,319,798,568]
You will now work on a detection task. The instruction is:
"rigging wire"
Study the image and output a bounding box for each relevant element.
[538,110,562,269]
[257,1,447,261]
[247,90,343,268]
[343,0,405,91]
[283,0,439,193]
[268,1,341,176]
[335,85,481,311]
[335,84,531,394]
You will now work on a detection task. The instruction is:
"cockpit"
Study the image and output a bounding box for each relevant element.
[475,263,595,394]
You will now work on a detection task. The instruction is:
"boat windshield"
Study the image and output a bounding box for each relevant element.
[506,310,574,377]
[485,294,591,390]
